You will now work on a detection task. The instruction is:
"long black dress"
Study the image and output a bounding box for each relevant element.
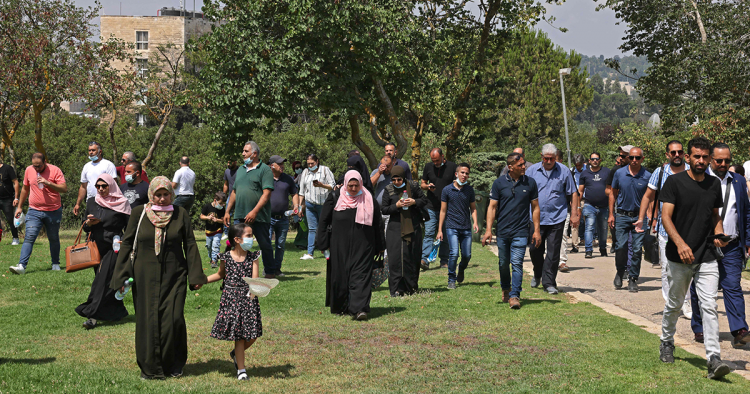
[381,181,427,296]
[110,205,207,379]
[317,192,385,315]
[75,198,129,321]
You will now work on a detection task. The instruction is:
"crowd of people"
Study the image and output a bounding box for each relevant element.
[1,136,748,381]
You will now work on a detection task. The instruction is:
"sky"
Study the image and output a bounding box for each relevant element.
[79,0,628,57]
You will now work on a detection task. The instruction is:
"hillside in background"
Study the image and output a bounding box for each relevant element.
[579,54,650,83]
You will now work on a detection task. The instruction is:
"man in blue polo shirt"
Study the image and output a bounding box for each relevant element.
[609,147,651,292]
[482,152,541,309]
[526,143,579,295]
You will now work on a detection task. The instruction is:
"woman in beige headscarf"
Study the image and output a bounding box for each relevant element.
[111,176,207,380]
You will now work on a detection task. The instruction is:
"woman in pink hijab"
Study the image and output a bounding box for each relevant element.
[75,173,131,330]
[316,170,385,320]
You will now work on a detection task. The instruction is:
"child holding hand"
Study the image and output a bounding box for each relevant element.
[206,223,262,381]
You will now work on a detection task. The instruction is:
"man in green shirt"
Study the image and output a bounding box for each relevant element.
[224,141,276,278]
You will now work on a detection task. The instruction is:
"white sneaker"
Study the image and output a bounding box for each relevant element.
[221,234,228,241]
[9,264,25,275]
[51,264,61,271]
[276,272,285,277]
[300,254,314,260]
[11,238,20,246]
[682,299,693,319]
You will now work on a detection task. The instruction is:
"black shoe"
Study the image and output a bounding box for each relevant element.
[694,332,704,343]
[600,249,608,257]
[230,349,237,370]
[610,246,615,254]
[570,246,579,253]
[585,251,593,259]
[447,281,457,290]
[628,279,639,293]
[82,318,97,330]
[707,355,732,379]
[659,341,675,363]
[354,311,368,321]
[457,268,465,283]
[613,272,624,289]
[169,369,183,378]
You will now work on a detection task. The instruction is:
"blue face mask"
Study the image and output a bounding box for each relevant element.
[125,174,135,183]
[456,178,468,186]
[345,190,363,197]
[239,237,254,251]
[88,155,98,161]
[244,158,252,166]
[214,203,224,210]
[309,165,318,171]
[393,182,405,189]
[295,168,303,175]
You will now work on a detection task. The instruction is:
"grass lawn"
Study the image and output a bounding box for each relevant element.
[1,229,749,393]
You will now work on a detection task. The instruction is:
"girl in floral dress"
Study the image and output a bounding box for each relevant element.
[206,223,262,380]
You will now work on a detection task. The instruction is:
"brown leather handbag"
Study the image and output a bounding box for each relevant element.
[65,224,101,273]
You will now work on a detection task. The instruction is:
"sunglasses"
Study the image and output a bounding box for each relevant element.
[590,157,601,161]
[669,150,684,156]
[95,184,109,189]
[714,158,732,165]
[619,155,628,159]
[628,156,642,161]
[542,157,555,162]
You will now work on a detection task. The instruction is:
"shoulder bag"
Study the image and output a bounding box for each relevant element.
[65,223,101,273]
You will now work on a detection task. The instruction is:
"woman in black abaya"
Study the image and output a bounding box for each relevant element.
[317,170,384,320]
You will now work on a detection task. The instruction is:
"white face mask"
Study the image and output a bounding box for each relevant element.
[456,178,468,186]
[240,237,254,251]
[125,174,135,183]
[215,203,224,210]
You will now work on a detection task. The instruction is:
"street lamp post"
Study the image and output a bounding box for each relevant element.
[559,68,572,168]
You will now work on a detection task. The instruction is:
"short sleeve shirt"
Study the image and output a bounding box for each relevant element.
[606,164,627,186]
[579,167,611,208]
[201,202,226,233]
[489,175,538,238]
[441,183,475,230]
[395,158,412,180]
[119,181,150,209]
[421,161,458,210]
[611,166,651,212]
[224,167,238,193]
[25,164,65,211]
[659,171,723,263]
[370,169,392,205]
[172,166,196,195]
[648,164,690,237]
[526,162,576,225]
[233,162,275,223]
[270,173,298,214]
[80,159,117,199]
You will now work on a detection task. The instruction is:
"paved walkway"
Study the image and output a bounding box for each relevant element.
[494,241,750,377]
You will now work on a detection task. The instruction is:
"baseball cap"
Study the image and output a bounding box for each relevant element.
[619,145,634,153]
[268,155,287,164]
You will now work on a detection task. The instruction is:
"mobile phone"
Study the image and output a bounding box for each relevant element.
[708,234,732,242]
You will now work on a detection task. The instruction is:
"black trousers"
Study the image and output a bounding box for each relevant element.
[528,220,565,289]
[0,197,18,238]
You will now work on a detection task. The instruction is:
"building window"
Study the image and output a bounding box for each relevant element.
[136,58,148,79]
[136,113,146,126]
[136,31,149,50]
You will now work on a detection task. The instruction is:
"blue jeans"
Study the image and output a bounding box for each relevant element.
[269,216,290,273]
[497,236,527,298]
[421,208,448,264]
[233,219,275,275]
[173,195,195,215]
[614,213,646,280]
[582,204,609,253]
[19,207,62,267]
[205,232,222,262]
[305,201,323,255]
[446,228,472,282]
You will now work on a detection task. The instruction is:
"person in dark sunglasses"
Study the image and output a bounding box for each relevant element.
[609,147,651,293]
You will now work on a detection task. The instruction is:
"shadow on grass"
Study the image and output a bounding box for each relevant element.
[185,359,295,379]
[368,306,407,319]
[280,271,322,276]
[103,315,137,327]
[0,357,56,365]
[502,298,563,306]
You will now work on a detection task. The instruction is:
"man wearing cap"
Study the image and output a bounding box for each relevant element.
[609,146,651,293]
[267,155,300,277]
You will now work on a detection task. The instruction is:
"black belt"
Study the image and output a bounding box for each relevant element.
[616,209,638,217]
[272,213,286,219]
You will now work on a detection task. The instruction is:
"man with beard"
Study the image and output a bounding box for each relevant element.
[609,147,651,292]
[635,141,692,316]
[687,143,750,348]
[658,137,730,379]
[578,152,610,258]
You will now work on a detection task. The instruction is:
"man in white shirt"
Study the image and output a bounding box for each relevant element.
[172,156,197,215]
[73,142,117,216]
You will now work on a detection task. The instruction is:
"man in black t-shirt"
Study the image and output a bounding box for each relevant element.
[656,137,730,379]
[420,148,458,270]
[119,161,149,209]
[0,161,20,244]
[578,152,611,258]
[201,191,227,268]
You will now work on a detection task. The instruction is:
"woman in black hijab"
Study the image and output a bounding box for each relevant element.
[336,155,373,192]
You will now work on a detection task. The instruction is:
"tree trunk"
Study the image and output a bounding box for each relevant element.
[348,115,378,170]
[373,78,408,159]
[367,111,388,148]
[108,109,119,162]
[141,116,169,169]
[33,104,46,156]
[411,115,424,174]
[690,0,707,43]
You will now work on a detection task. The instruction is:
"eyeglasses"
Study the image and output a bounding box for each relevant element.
[95,184,109,189]
[121,158,128,163]
[669,150,684,156]
[628,156,642,160]
[590,157,601,161]
[714,158,732,165]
